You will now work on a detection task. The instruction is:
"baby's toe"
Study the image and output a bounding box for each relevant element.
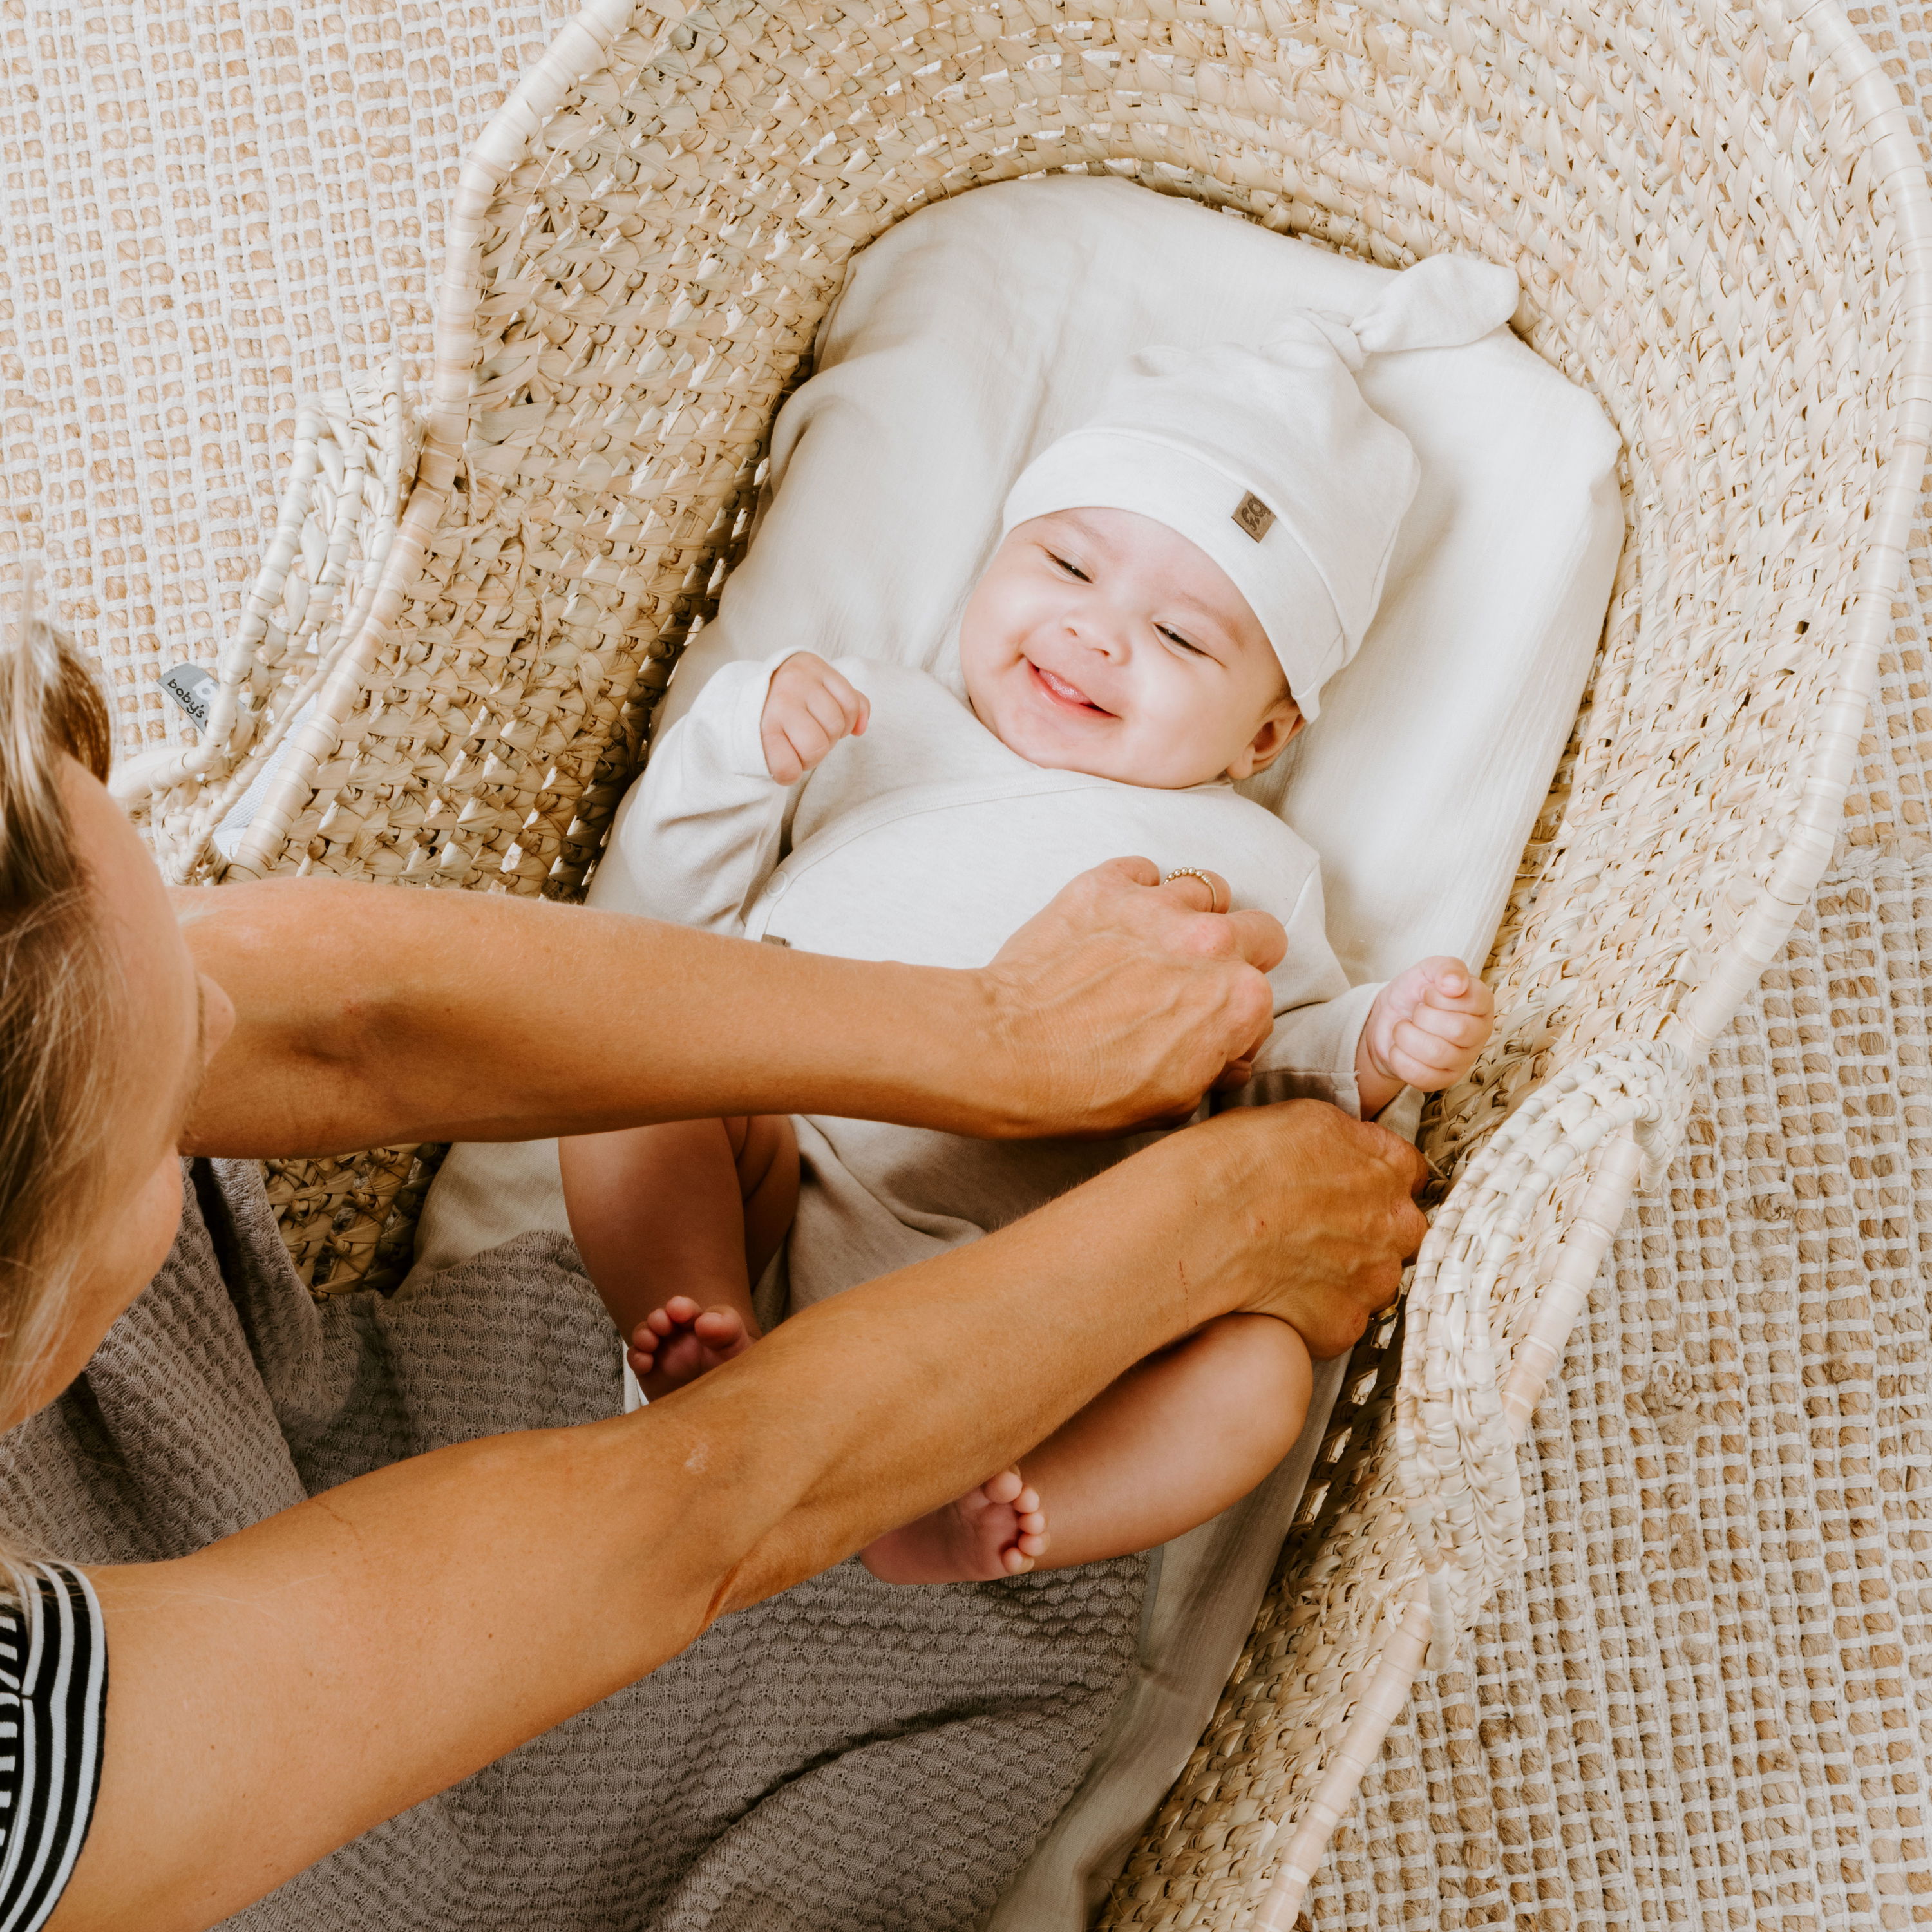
[1016,1529,1049,1559]
[982,1469,1024,1505]
[1015,1508,1046,1537]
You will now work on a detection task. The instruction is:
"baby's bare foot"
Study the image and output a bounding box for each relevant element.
[860,1470,1049,1584]
[630,1295,755,1399]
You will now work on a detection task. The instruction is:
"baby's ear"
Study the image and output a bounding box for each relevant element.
[1231,699,1305,781]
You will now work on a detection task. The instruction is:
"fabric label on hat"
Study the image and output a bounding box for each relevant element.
[1232,491,1275,542]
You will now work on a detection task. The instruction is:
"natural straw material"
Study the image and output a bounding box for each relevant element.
[1289,597,1932,1929]
[1096,0,1932,1906]
[8,0,1932,1922]
[1,1,575,1276]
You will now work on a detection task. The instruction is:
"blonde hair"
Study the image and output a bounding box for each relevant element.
[0,596,116,1428]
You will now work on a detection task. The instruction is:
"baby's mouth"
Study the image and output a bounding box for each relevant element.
[1027,658,1113,717]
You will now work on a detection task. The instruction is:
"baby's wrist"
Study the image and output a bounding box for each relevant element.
[1356,999,1394,1081]
[1354,1019,1403,1117]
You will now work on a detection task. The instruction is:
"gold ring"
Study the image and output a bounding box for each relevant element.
[1163,867,1224,912]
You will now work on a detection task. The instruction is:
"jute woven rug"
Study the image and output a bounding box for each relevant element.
[4,5,1931,1928]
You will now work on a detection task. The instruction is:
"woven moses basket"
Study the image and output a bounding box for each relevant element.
[119,0,1932,1919]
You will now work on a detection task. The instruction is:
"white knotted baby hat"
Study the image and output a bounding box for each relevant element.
[999,254,1519,719]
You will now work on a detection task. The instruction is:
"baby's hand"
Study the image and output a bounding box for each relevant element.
[760,652,870,783]
[1358,958,1494,1108]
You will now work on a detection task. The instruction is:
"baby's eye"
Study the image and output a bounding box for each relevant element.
[1048,551,1091,583]
[1158,625,1206,657]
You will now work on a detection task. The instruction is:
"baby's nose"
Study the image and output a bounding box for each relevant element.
[1070,614,1128,658]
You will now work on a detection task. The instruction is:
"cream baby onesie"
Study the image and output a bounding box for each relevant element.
[598,653,1385,1316]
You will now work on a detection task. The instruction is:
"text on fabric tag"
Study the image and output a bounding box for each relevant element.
[1231,491,1275,542]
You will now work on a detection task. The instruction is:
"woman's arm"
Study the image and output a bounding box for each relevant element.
[175,860,1285,1158]
[55,1101,1425,1932]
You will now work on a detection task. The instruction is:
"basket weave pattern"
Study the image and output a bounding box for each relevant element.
[74,0,1932,1918]
[1297,609,1932,1925]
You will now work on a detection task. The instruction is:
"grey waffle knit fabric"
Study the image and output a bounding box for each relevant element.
[0,1159,1144,1930]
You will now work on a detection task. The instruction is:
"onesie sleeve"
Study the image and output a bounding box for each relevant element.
[1227,867,1385,1119]
[592,655,800,934]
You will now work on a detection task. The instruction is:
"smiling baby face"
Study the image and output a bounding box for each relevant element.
[958,508,1305,791]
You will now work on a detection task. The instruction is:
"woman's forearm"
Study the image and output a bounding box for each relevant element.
[178,876,990,1151]
[61,1104,1423,1932]
[710,1095,1433,1608]
[175,862,1282,1158]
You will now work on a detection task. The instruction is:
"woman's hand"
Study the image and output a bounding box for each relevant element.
[1191,1101,1429,1355]
[759,652,870,782]
[974,858,1286,1137]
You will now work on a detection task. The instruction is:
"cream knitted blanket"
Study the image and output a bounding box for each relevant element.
[5,5,1931,1926]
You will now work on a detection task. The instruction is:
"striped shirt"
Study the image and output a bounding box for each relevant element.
[0,1564,106,1932]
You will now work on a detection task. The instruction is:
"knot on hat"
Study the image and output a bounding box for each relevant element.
[1000,252,1520,721]
[1289,252,1520,371]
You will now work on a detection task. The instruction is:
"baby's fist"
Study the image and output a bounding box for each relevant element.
[761,652,869,784]
[1361,958,1494,1097]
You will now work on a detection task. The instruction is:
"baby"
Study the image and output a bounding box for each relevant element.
[562,259,1506,1586]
